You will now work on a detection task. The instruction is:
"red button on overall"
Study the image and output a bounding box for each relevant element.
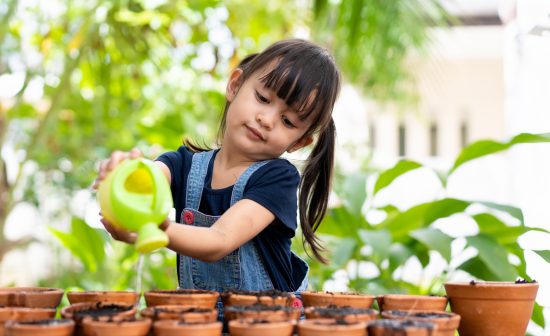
[183,210,194,224]
[292,298,303,308]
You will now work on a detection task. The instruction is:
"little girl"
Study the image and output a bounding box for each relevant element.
[96,39,340,296]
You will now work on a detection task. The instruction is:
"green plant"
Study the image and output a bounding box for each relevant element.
[302,132,550,330]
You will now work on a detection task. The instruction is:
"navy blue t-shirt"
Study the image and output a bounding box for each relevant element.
[157,146,304,291]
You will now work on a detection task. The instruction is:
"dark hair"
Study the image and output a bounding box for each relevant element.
[187,39,341,263]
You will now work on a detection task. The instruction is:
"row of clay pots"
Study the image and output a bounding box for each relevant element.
[1,281,540,336]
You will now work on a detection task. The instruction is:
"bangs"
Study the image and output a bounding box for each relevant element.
[241,39,340,133]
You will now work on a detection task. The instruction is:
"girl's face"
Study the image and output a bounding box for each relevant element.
[223,66,313,161]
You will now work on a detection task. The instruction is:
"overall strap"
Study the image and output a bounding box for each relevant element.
[185,150,215,210]
[230,160,271,206]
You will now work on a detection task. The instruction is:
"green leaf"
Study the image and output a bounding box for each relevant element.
[389,243,414,271]
[466,234,518,280]
[49,227,97,273]
[476,201,524,224]
[331,238,357,268]
[534,250,550,263]
[340,173,368,215]
[358,229,392,260]
[473,213,529,246]
[449,132,550,175]
[458,256,500,280]
[531,302,545,328]
[71,218,106,265]
[319,206,368,237]
[410,228,452,261]
[380,198,470,239]
[373,160,422,196]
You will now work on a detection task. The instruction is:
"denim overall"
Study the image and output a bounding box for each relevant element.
[177,150,309,320]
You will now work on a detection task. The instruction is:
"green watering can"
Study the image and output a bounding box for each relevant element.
[98,159,172,253]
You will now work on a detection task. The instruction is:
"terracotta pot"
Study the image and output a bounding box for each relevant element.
[67,290,139,305]
[376,294,447,312]
[0,307,56,336]
[152,319,222,336]
[81,317,151,336]
[367,319,435,336]
[444,281,539,336]
[0,288,64,309]
[381,310,460,336]
[229,318,295,336]
[300,291,374,309]
[221,290,295,307]
[4,319,75,336]
[140,305,217,323]
[144,290,219,309]
[298,318,367,336]
[304,305,377,323]
[224,304,301,322]
[60,301,137,323]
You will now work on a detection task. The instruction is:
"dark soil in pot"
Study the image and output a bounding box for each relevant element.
[367,319,435,336]
[382,310,460,336]
[222,290,295,307]
[225,303,301,322]
[305,304,377,323]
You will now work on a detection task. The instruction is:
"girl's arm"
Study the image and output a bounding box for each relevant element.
[164,198,274,262]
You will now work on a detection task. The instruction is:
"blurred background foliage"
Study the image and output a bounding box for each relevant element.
[1,0,549,330]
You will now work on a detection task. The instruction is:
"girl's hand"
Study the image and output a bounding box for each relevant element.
[100,217,137,244]
[92,148,143,190]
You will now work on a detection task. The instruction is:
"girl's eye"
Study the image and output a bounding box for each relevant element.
[281,115,296,128]
[255,90,269,103]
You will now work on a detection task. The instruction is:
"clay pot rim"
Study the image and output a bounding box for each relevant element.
[299,318,368,330]
[145,289,219,297]
[0,287,64,294]
[229,318,296,327]
[304,306,377,314]
[223,291,296,299]
[377,294,446,300]
[153,319,223,329]
[5,318,75,329]
[82,316,152,327]
[444,281,539,288]
[0,307,57,313]
[382,309,459,320]
[141,304,215,312]
[226,304,300,312]
[302,291,375,299]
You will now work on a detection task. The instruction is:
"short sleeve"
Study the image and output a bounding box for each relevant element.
[242,159,300,234]
[155,146,194,220]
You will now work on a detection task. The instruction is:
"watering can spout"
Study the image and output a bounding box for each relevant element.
[98,159,173,253]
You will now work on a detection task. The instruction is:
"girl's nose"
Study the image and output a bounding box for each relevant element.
[256,111,275,130]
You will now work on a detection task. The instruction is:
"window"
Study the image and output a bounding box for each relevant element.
[398,123,406,156]
[460,121,469,148]
[430,122,438,156]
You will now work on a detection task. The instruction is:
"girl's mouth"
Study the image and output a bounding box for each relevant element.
[246,125,265,141]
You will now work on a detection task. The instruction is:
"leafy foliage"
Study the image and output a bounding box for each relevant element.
[304,133,550,328]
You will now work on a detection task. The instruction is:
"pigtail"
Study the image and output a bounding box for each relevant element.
[299,118,336,264]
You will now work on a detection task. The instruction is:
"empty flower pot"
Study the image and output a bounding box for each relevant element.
[224,304,301,322]
[376,294,447,312]
[144,290,219,309]
[298,318,368,336]
[304,305,377,323]
[152,319,222,336]
[381,310,460,336]
[4,319,74,336]
[221,290,295,307]
[300,291,375,309]
[81,316,151,336]
[67,290,139,305]
[367,319,435,336]
[140,305,217,323]
[0,307,56,336]
[444,281,539,336]
[0,287,64,309]
[229,318,295,336]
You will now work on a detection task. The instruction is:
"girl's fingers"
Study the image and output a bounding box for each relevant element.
[129,148,143,159]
